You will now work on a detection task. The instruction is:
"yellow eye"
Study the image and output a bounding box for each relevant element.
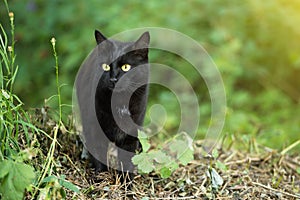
[102,63,110,71]
[121,64,131,72]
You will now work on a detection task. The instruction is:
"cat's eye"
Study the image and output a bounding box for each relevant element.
[121,64,131,72]
[102,63,110,71]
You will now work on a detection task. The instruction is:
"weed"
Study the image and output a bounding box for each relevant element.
[0,2,39,199]
[132,131,194,178]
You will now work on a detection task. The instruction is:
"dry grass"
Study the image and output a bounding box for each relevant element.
[55,131,300,199]
[27,110,300,200]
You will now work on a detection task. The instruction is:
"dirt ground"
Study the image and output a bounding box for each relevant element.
[54,130,300,199]
[27,110,300,200]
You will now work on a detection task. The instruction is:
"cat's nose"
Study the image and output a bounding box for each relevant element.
[109,78,118,83]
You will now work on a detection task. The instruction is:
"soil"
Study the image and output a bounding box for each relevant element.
[27,110,300,200]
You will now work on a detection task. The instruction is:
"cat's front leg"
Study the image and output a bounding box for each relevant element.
[116,135,141,178]
[89,152,108,172]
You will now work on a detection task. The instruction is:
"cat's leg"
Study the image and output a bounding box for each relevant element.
[81,145,108,171]
[87,140,109,172]
[116,136,141,181]
[89,152,108,172]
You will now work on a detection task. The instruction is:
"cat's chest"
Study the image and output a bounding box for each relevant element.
[98,104,131,119]
[96,89,144,122]
[116,105,131,118]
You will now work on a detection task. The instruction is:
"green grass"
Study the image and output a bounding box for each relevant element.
[0,3,38,199]
[0,3,77,199]
[0,0,35,160]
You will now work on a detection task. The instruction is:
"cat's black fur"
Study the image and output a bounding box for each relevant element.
[91,30,150,173]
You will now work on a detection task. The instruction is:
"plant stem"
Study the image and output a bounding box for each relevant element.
[4,0,16,93]
[52,37,62,124]
[35,38,62,196]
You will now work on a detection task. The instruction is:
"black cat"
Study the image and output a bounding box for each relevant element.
[75,30,150,176]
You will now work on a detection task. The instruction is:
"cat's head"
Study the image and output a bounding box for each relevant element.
[95,30,150,93]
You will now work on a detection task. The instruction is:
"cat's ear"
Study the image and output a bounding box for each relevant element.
[134,31,150,50]
[95,30,107,45]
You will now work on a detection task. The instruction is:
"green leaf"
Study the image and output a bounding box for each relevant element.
[132,152,154,173]
[166,161,179,172]
[132,153,145,165]
[0,160,35,200]
[60,187,67,198]
[0,160,11,178]
[212,149,219,159]
[215,160,227,171]
[149,150,171,164]
[42,175,57,183]
[160,167,172,178]
[178,148,194,166]
[42,175,80,193]
[169,139,194,165]
[59,178,80,193]
[169,140,186,155]
[138,130,151,152]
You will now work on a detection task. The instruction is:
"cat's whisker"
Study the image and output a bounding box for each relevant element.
[127,83,146,96]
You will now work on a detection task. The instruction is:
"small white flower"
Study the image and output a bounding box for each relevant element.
[50,37,56,46]
[1,89,10,99]
[8,12,14,20]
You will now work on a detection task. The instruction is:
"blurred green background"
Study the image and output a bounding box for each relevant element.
[1,0,299,150]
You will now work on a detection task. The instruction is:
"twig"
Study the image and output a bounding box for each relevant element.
[225,157,260,166]
[223,151,236,163]
[280,140,300,155]
[149,196,197,200]
[61,152,88,184]
[150,176,155,195]
[220,180,229,194]
[252,181,300,199]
